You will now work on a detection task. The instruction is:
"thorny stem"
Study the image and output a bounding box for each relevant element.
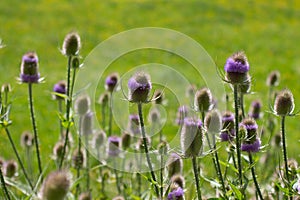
[108,92,113,136]
[0,166,11,200]
[28,83,43,181]
[160,153,164,199]
[240,94,245,119]
[234,84,243,187]
[5,128,34,190]
[137,102,160,197]
[192,156,202,200]
[85,134,90,192]
[76,116,83,198]
[58,100,64,140]
[248,153,263,200]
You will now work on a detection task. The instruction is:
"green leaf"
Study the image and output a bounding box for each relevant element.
[228,181,243,200]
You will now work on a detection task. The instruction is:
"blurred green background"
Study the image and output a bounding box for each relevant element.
[0,0,299,185]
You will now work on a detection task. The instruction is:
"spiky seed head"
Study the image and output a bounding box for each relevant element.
[62,32,81,56]
[105,73,119,92]
[20,52,41,83]
[53,141,65,160]
[40,170,71,200]
[75,95,91,116]
[181,117,203,158]
[224,51,250,84]
[194,87,213,113]
[81,112,94,136]
[175,105,188,125]
[3,160,18,178]
[128,72,152,103]
[121,132,131,150]
[20,131,34,148]
[167,153,183,178]
[205,109,222,134]
[266,70,280,87]
[274,89,294,116]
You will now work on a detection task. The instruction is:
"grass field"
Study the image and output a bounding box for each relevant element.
[0,0,300,199]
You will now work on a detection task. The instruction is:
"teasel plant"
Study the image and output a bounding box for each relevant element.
[19,51,45,183]
[272,88,296,199]
[122,71,161,197]
[59,32,82,169]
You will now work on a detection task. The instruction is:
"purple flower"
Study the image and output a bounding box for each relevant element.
[241,138,261,153]
[105,73,119,92]
[107,136,121,157]
[220,112,235,142]
[249,100,262,119]
[53,81,66,100]
[175,105,188,125]
[220,129,235,142]
[167,186,184,200]
[128,72,152,103]
[20,52,41,83]
[224,57,249,73]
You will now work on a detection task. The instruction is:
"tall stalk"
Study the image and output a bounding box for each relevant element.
[192,156,202,200]
[248,153,263,200]
[0,166,10,200]
[28,83,43,181]
[234,84,243,186]
[137,103,160,197]
[108,92,113,136]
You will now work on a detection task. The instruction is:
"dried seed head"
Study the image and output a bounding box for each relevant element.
[3,160,18,178]
[20,131,34,148]
[79,192,92,200]
[249,100,262,119]
[274,89,294,116]
[224,51,250,84]
[181,117,203,157]
[20,52,41,83]
[81,112,94,136]
[93,130,106,148]
[105,73,119,92]
[205,109,222,134]
[53,141,65,160]
[266,70,280,87]
[75,95,91,116]
[194,87,213,113]
[107,136,121,157]
[121,132,131,150]
[62,32,81,56]
[41,170,71,200]
[167,153,183,178]
[128,72,152,103]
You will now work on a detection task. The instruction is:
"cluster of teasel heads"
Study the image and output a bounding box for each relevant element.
[0,33,299,200]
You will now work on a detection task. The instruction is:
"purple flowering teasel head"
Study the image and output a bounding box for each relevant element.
[224,51,250,84]
[20,52,42,83]
[220,111,235,142]
[249,100,262,119]
[105,72,119,93]
[128,72,152,103]
[53,80,66,100]
[107,136,121,157]
[167,185,184,200]
[175,105,188,125]
[240,118,261,153]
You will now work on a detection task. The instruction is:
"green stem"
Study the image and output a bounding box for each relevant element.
[137,103,160,197]
[240,94,245,119]
[101,103,106,130]
[97,148,105,195]
[85,134,90,192]
[76,116,82,198]
[28,83,43,181]
[234,84,243,186]
[248,153,263,200]
[108,92,113,136]
[192,156,202,200]
[113,159,121,194]
[281,116,292,199]
[0,166,10,200]
[160,154,164,199]
[5,128,34,190]
[58,100,64,140]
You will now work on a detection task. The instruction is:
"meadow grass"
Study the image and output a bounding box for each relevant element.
[0,0,300,199]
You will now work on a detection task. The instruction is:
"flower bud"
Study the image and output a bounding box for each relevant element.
[157,140,169,155]
[53,80,66,100]
[121,132,131,150]
[81,112,94,136]
[170,174,185,188]
[79,192,92,200]
[272,133,281,147]
[266,70,280,87]
[224,51,250,84]
[249,100,262,119]
[75,95,91,116]
[72,148,84,169]
[167,153,182,178]
[62,32,81,56]
[20,131,34,148]
[93,130,106,148]
[274,89,294,116]
[153,90,163,104]
[240,118,261,153]
[107,136,121,157]
[53,141,65,160]
[1,83,11,93]
[128,72,152,103]
[205,109,222,134]
[40,170,71,200]
[20,52,41,83]
[181,117,203,157]
[220,111,235,142]
[128,114,141,135]
[72,56,80,69]
[105,73,119,92]
[4,160,18,178]
[194,87,213,113]
[98,92,109,105]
